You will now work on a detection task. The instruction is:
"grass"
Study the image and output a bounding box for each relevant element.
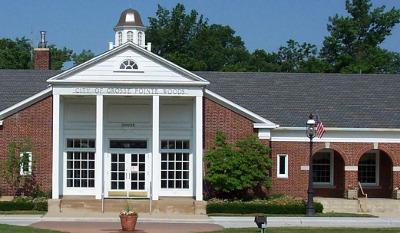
[208,212,376,217]
[0,224,65,233]
[0,210,46,215]
[205,228,400,233]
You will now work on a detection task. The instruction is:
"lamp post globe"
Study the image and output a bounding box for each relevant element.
[306,113,316,216]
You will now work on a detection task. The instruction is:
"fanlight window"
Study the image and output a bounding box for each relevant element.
[120,60,138,70]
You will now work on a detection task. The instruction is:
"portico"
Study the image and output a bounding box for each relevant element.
[48,39,209,201]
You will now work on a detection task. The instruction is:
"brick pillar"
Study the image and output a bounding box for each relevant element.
[344,170,358,199]
[393,167,400,199]
[34,48,50,70]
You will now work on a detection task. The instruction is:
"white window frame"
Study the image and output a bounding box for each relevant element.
[63,138,96,195]
[359,151,380,187]
[312,150,334,186]
[118,32,123,45]
[20,152,32,176]
[127,31,133,42]
[158,138,193,197]
[277,154,288,178]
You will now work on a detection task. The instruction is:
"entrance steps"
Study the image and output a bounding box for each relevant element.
[315,197,400,216]
[47,197,207,217]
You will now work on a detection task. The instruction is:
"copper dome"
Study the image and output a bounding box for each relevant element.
[115,8,144,28]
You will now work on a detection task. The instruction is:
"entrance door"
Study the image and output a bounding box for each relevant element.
[107,152,150,198]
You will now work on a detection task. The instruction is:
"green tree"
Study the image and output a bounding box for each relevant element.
[246,49,281,72]
[1,138,34,197]
[49,45,73,70]
[277,39,331,73]
[320,0,400,73]
[72,49,95,66]
[205,132,272,199]
[146,4,250,71]
[0,37,32,69]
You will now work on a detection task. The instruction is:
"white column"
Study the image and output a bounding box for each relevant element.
[195,96,203,201]
[151,96,160,200]
[52,94,61,199]
[95,95,104,199]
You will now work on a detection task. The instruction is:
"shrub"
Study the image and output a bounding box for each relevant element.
[205,132,272,199]
[0,197,48,211]
[206,197,323,215]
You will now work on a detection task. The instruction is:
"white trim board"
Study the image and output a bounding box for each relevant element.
[204,89,278,127]
[0,88,52,120]
[271,127,400,143]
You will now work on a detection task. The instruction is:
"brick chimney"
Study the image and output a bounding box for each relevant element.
[34,31,50,70]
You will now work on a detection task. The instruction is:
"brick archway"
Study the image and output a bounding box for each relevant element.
[312,149,346,198]
[358,149,393,198]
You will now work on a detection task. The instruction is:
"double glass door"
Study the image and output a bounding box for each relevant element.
[107,152,150,198]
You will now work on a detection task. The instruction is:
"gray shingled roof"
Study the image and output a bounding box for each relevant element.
[0,70,399,128]
[0,70,61,112]
[194,72,400,128]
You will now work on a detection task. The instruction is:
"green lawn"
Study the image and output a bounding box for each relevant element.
[206,228,400,233]
[0,224,65,233]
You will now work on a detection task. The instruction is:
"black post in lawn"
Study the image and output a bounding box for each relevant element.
[306,113,316,216]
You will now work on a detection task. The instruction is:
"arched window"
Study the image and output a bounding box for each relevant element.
[127,31,133,42]
[120,59,138,70]
[118,32,123,45]
[138,32,143,46]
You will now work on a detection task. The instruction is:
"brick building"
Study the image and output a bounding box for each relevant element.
[0,8,399,201]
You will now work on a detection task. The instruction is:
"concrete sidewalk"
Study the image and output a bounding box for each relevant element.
[210,216,400,228]
[2,215,400,229]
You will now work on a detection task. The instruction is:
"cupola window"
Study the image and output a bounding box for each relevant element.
[118,32,123,45]
[127,31,133,42]
[120,59,138,70]
[138,32,143,46]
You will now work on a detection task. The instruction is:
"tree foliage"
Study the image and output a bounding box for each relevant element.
[1,138,34,197]
[321,0,400,73]
[205,132,272,199]
[72,49,95,66]
[0,38,32,69]
[48,45,73,70]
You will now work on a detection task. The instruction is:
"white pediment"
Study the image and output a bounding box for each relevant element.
[48,43,209,86]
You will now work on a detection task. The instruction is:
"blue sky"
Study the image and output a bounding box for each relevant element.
[0,0,399,55]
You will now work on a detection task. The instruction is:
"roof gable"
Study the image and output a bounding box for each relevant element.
[48,43,209,86]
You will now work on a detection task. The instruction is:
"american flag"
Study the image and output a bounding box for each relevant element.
[315,114,326,138]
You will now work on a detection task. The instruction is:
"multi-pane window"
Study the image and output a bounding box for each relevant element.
[138,32,143,46]
[277,154,288,178]
[359,152,378,185]
[120,59,138,70]
[127,31,133,42]
[20,152,32,176]
[160,140,190,189]
[312,152,332,184]
[110,153,125,190]
[66,139,95,188]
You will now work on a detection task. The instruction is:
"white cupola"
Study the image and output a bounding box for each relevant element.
[109,8,151,51]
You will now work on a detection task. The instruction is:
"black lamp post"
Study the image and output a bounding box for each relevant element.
[306,113,316,216]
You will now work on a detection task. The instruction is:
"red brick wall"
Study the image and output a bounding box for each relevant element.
[203,97,255,150]
[0,97,52,196]
[270,141,400,198]
[34,48,50,70]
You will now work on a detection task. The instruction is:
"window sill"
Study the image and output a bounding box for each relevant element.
[113,70,144,73]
